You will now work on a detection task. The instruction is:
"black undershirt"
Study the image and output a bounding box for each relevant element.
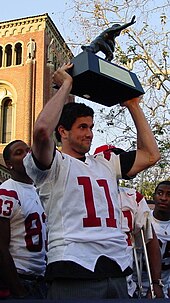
[45,257,132,281]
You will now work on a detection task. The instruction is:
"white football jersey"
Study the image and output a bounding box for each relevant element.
[0,179,46,276]
[119,187,152,297]
[151,213,170,297]
[119,187,152,243]
[24,150,132,272]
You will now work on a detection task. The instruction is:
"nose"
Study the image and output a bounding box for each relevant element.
[86,128,93,138]
[160,193,167,201]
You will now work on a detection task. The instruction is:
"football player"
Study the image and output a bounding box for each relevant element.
[0,140,47,299]
[23,62,160,299]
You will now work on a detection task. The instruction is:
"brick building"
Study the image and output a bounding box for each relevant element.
[0,13,73,183]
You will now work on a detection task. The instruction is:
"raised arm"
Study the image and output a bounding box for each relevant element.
[118,15,136,31]
[32,62,73,168]
[106,15,136,36]
[122,97,160,177]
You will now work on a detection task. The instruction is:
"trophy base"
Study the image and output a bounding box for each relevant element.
[69,51,144,106]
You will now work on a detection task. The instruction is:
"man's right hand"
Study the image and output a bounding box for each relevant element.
[52,62,73,89]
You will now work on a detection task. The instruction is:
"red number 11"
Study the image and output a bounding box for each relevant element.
[77,176,117,228]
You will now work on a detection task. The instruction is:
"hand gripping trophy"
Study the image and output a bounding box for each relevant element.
[81,16,136,61]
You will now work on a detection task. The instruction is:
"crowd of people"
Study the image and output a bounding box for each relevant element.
[0,62,169,300]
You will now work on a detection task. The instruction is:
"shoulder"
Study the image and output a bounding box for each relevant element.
[0,178,13,187]
[93,150,118,161]
[0,180,20,219]
[119,187,136,203]
[135,191,144,204]
[119,187,136,196]
[0,179,19,198]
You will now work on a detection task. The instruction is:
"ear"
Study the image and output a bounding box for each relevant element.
[58,125,69,140]
[5,160,13,170]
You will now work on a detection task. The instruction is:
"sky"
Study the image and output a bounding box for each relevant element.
[0,1,68,38]
[0,0,108,152]
[0,1,65,22]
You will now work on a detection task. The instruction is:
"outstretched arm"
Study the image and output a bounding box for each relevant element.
[122,97,160,177]
[32,62,73,168]
[105,15,136,37]
[117,15,136,31]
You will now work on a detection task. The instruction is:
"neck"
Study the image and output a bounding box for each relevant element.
[153,209,170,221]
[12,173,33,184]
[77,155,86,162]
[62,147,86,159]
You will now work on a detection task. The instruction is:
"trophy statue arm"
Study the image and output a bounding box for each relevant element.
[115,17,136,32]
[109,15,136,34]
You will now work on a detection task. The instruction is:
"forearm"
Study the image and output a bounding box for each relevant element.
[124,98,160,175]
[147,236,161,280]
[118,22,133,31]
[34,80,72,139]
[146,231,164,298]
[0,249,27,297]
[32,64,73,166]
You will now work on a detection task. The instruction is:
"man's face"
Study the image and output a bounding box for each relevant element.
[8,141,30,174]
[154,184,170,213]
[67,116,94,155]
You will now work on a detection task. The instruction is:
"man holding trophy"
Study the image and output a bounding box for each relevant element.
[23,17,161,298]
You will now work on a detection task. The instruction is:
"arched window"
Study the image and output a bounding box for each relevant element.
[15,42,22,65]
[2,98,12,143]
[5,44,12,67]
[0,46,2,68]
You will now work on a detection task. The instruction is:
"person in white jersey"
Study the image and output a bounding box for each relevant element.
[0,140,47,299]
[23,62,160,299]
[148,181,170,298]
[119,186,164,298]
[94,145,164,299]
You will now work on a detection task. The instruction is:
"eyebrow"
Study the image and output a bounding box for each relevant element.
[79,123,94,128]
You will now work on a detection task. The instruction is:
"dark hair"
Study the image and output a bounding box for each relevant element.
[55,102,94,142]
[3,140,23,162]
[154,180,170,194]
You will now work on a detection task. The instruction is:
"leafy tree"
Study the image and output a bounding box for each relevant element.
[62,0,170,195]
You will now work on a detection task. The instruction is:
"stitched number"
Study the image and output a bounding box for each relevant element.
[77,177,117,228]
[25,212,43,252]
[0,199,13,216]
[78,177,101,227]
[122,210,133,246]
[97,180,117,227]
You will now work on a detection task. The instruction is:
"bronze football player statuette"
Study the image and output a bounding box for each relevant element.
[81,16,136,61]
